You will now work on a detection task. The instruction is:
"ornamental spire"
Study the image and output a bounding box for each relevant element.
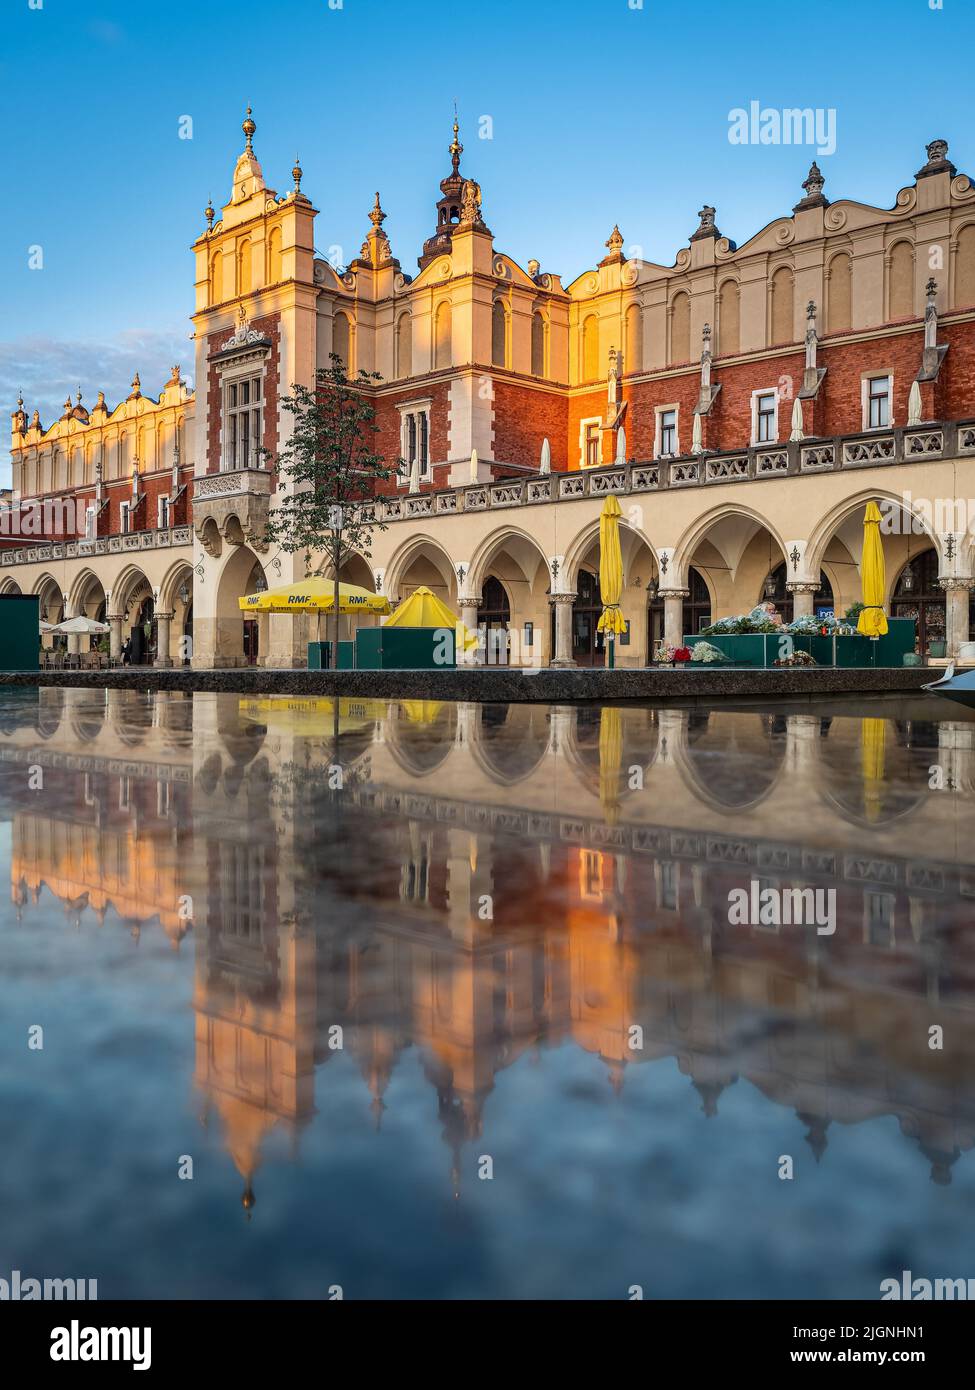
[242,105,256,153]
[449,105,463,176]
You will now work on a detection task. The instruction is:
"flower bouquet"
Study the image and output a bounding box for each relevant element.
[773,649,817,667]
[690,641,729,664]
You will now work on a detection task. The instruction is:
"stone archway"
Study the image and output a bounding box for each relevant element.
[562,524,658,666]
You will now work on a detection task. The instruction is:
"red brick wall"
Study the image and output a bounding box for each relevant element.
[206,311,281,475]
[493,380,568,470]
[372,381,451,496]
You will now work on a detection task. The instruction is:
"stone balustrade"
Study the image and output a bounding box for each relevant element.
[369,420,972,524]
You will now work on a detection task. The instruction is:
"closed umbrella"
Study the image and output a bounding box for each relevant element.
[598,706,624,825]
[596,493,627,668]
[861,717,887,823]
[857,501,888,639]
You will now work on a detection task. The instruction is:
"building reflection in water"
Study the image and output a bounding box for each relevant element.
[2,686,975,1212]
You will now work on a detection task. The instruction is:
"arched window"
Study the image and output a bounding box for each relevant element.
[954,224,975,308]
[670,292,690,364]
[492,300,508,368]
[531,310,546,377]
[625,304,642,374]
[236,239,252,296]
[209,252,222,307]
[827,252,852,333]
[891,548,948,654]
[582,314,599,381]
[888,241,914,320]
[333,311,351,370]
[396,312,412,378]
[769,266,794,344]
[717,280,739,355]
[266,227,282,285]
[434,301,452,369]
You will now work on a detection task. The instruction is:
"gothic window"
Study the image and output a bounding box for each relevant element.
[492,299,508,367]
[670,292,690,364]
[531,310,546,377]
[333,311,351,369]
[434,301,452,369]
[717,280,740,355]
[396,312,412,378]
[625,304,642,373]
[769,266,794,344]
[236,239,252,296]
[267,227,283,285]
[827,252,852,333]
[582,314,599,381]
[954,224,975,308]
[888,241,914,320]
[209,252,222,307]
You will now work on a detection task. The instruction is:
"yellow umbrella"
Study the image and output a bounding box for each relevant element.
[384,586,479,649]
[238,696,387,736]
[596,494,627,667]
[861,717,887,823]
[401,700,446,724]
[238,578,390,615]
[857,502,888,638]
[598,706,624,825]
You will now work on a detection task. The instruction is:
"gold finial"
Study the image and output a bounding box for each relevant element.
[242,105,256,153]
[369,191,386,230]
[17,390,24,409]
[76,388,82,404]
[292,153,303,193]
[205,195,215,230]
[605,224,624,254]
[449,104,463,175]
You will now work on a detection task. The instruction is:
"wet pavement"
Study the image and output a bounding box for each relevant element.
[1,686,974,1300]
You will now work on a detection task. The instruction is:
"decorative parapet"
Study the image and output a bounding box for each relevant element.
[4,525,193,567]
[346,422,971,525]
[193,468,273,500]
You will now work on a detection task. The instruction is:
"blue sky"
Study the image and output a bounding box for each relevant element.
[0,0,971,485]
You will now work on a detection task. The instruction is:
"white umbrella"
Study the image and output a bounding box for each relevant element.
[52,616,110,636]
[469,448,479,483]
[789,397,804,442]
[39,621,56,634]
[539,438,551,474]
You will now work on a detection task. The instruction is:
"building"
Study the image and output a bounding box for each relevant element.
[4,113,975,666]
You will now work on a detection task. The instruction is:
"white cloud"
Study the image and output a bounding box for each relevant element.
[0,328,194,487]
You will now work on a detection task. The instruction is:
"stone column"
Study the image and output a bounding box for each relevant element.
[458,596,481,665]
[63,600,80,656]
[108,614,123,662]
[787,582,819,619]
[550,593,577,667]
[659,589,689,647]
[939,578,973,659]
[154,611,175,668]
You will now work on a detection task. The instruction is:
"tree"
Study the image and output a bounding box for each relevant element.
[264,354,398,657]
